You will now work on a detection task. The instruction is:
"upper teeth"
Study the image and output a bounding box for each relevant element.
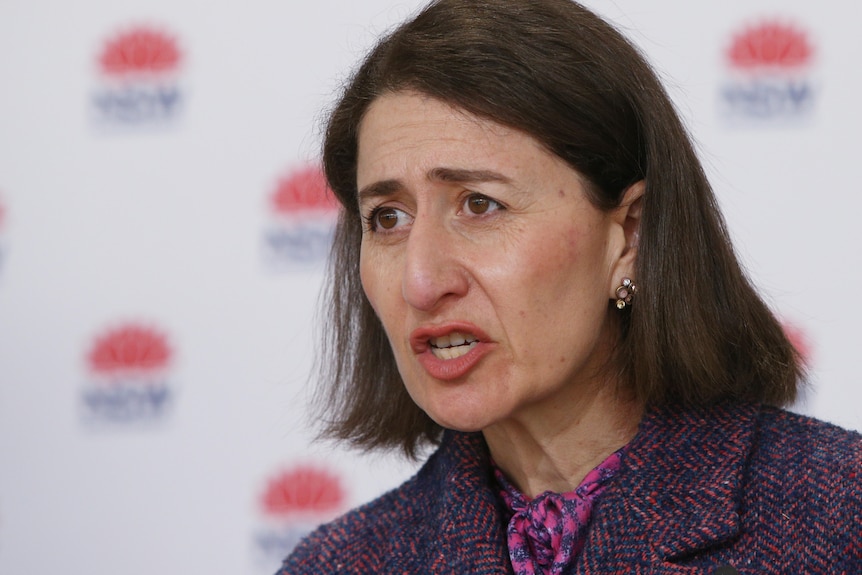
[430,331,478,349]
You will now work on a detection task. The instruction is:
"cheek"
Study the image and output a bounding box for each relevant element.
[359,245,400,320]
[504,225,610,319]
[358,246,381,313]
[472,231,576,331]
[563,221,616,285]
[519,226,589,279]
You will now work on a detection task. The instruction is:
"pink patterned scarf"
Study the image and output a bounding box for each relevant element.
[493,448,625,575]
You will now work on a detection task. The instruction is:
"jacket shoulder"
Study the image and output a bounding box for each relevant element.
[743,407,861,569]
[751,406,861,478]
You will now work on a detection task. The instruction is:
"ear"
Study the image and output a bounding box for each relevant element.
[608,180,644,299]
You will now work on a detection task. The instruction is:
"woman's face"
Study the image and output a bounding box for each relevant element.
[356,91,634,432]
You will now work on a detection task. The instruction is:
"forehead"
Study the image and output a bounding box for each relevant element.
[356,91,547,178]
[360,91,512,143]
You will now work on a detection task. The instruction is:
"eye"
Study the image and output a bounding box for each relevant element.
[366,206,411,232]
[464,194,501,215]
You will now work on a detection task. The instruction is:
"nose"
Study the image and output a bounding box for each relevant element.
[401,215,469,312]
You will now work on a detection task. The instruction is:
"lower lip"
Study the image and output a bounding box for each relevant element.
[416,342,492,381]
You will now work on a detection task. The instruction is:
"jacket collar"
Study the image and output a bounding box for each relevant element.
[428,402,760,574]
[577,402,759,573]
[431,430,511,574]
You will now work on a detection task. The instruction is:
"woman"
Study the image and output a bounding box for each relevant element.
[280,1,861,573]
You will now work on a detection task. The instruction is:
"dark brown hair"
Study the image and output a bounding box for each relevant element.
[315,0,803,457]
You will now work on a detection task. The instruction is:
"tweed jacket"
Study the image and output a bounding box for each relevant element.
[279,403,862,574]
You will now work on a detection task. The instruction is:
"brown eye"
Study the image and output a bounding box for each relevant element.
[465,194,502,215]
[371,207,411,231]
[467,195,490,214]
[376,208,399,229]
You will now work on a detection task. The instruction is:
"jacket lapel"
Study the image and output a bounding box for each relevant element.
[429,431,512,574]
[576,403,759,574]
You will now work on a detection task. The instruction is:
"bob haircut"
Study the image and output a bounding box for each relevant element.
[315,0,803,457]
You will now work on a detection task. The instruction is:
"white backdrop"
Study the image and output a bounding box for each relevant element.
[1,1,859,573]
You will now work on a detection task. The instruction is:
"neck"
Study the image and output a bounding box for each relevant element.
[482,383,643,498]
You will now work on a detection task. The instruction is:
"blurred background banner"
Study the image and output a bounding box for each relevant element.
[0,1,859,573]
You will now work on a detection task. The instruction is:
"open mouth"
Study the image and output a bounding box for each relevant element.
[429,331,479,360]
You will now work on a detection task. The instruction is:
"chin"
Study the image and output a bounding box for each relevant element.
[419,395,504,433]
[403,366,513,432]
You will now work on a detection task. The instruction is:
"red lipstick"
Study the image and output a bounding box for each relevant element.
[409,322,493,381]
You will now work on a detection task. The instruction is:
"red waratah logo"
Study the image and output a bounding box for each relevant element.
[81,322,175,423]
[261,465,346,518]
[727,22,812,70]
[92,25,184,124]
[270,166,339,216]
[253,464,348,561]
[720,19,816,119]
[99,27,181,77]
[88,324,172,376]
[264,165,339,266]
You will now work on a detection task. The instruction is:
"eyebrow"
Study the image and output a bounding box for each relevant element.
[357,168,511,203]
